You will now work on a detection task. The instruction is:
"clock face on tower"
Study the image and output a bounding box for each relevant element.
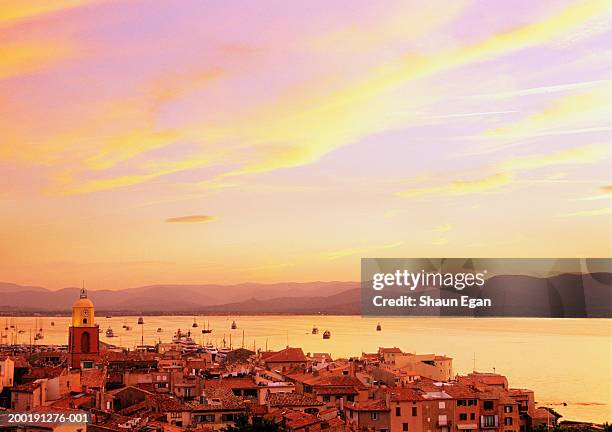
[83,309,88,316]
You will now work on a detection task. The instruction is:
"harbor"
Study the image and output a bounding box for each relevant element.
[0,314,609,423]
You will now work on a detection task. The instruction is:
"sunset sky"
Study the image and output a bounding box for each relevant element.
[1,0,611,290]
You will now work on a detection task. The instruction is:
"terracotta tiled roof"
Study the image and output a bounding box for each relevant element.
[346,399,388,412]
[533,407,562,420]
[247,403,269,415]
[147,394,188,412]
[262,347,307,363]
[315,386,358,396]
[24,365,64,380]
[442,384,479,398]
[196,386,246,411]
[312,375,367,391]
[13,381,41,392]
[267,392,325,408]
[81,368,106,388]
[208,376,258,389]
[282,409,321,429]
[379,347,402,354]
[49,394,94,409]
[388,388,425,402]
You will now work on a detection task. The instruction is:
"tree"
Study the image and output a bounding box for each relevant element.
[223,414,288,432]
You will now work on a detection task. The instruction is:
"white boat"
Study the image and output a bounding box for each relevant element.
[106,327,115,337]
[172,329,199,353]
[204,342,217,354]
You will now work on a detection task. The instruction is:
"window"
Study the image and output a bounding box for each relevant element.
[468,399,477,406]
[403,423,409,431]
[371,413,378,421]
[504,406,513,413]
[323,395,331,402]
[396,407,401,416]
[222,414,237,422]
[412,407,417,417]
[470,413,475,420]
[80,331,90,353]
[347,395,355,402]
[200,414,215,423]
[504,417,513,426]
[483,401,494,410]
[458,400,467,406]
[459,414,467,421]
[438,401,445,409]
[171,412,181,418]
[482,415,497,427]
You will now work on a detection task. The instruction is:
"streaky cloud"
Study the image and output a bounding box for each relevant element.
[165,215,216,224]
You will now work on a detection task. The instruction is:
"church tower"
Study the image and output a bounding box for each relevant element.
[68,287,100,369]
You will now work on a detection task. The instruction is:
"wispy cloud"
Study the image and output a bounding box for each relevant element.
[559,206,612,217]
[326,241,403,260]
[0,0,104,27]
[497,143,612,171]
[397,173,512,198]
[432,238,449,245]
[165,215,216,224]
[470,79,612,100]
[431,223,452,233]
[0,41,74,80]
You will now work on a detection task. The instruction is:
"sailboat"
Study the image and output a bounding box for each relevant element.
[34,318,44,340]
[192,317,199,328]
[376,323,382,331]
[312,325,319,334]
[106,326,115,337]
[322,330,331,339]
[231,320,237,330]
[201,321,213,334]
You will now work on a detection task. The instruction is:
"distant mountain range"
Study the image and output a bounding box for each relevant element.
[0,273,609,316]
[0,281,359,314]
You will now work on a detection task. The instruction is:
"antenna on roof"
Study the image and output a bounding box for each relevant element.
[473,352,476,372]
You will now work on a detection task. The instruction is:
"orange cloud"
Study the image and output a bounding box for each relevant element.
[165,215,216,224]
[0,41,74,80]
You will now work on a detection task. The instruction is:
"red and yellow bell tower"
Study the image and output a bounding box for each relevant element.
[68,287,99,369]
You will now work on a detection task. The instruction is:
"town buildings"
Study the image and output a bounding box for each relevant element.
[0,291,578,432]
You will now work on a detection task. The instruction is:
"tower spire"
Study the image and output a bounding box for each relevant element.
[80,280,87,298]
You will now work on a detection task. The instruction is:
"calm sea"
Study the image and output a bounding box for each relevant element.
[1,316,610,423]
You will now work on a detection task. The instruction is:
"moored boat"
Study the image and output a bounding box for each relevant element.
[322,330,331,339]
[202,320,213,334]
